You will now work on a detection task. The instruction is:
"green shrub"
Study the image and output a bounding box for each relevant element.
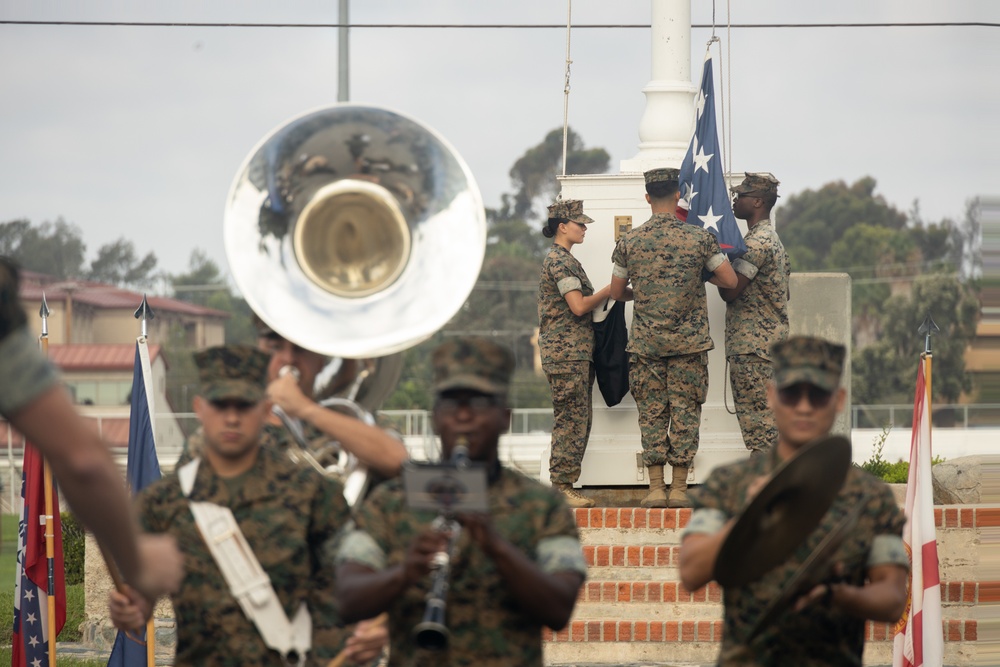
[61,511,85,586]
[856,425,946,483]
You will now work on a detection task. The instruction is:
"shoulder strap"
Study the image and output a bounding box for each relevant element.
[182,459,311,664]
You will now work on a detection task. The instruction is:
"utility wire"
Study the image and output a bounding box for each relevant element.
[1,20,997,29]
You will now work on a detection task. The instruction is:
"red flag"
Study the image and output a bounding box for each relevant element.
[12,443,66,667]
[892,356,943,666]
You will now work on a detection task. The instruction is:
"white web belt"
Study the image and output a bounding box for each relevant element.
[179,459,311,666]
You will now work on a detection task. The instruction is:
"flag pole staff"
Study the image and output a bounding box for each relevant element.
[918,315,939,426]
[39,294,58,664]
[135,295,157,666]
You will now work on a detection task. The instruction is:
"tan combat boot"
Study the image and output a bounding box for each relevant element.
[641,465,668,508]
[668,466,692,508]
[555,483,595,508]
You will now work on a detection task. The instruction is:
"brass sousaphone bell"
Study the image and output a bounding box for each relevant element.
[223,104,487,501]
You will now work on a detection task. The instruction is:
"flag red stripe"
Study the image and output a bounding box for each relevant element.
[921,541,940,588]
[912,610,923,666]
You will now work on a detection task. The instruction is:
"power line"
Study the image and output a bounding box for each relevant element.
[1,20,997,30]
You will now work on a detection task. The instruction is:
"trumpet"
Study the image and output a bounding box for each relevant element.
[411,439,471,651]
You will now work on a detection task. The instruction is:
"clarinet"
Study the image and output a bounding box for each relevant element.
[412,438,470,650]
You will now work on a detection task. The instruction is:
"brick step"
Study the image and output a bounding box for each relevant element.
[573,579,993,619]
[543,619,980,666]
[552,506,1000,664]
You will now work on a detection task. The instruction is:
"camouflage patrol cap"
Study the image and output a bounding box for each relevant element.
[643,167,681,185]
[194,345,270,402]
[731,172,780,197]
[771,336,846,392]
[432,337,514,397]
[547,199,595,225]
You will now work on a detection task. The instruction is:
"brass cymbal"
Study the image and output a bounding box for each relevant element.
[744,502,863,642]
[713,435,853,587]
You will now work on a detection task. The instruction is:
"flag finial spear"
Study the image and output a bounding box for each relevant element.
[134,294,155,339]
[918,315,940,355]
[39,292,50,338]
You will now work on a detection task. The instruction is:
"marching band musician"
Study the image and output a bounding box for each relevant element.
[335,337,586,666]
[0,256,183,605]
[179,318,408,481]
[109,345,386,666]
[257,318,409,479]
[678,336,909,665]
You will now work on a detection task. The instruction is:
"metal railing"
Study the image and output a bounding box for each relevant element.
[4,404,999,510]
[850,403,1000,430]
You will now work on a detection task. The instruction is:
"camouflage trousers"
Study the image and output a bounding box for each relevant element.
[629,352,708,468]
[544,360,595,484]
[728,354,777,454]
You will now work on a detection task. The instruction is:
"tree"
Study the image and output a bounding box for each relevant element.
[171,249,256,345]
[508,127,610,220]
[87,238,159,289]
[158,251,259,411]
[0,218,86,279]
[852,272,979,405]
[383,129,611,409]
[776,177,907,272]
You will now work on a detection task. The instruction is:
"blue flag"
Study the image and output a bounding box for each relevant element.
[106,338,161,667]
[678,54,747,261]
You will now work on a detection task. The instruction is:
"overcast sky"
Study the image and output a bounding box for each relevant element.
[1,1,997,281]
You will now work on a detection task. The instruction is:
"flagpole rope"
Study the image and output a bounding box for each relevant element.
[560,0,572,179]
[727,0,733,177]
[709,0,728,182]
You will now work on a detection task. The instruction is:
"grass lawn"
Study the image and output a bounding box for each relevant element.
[1,513,19,585]
[1,515,86,643]
[0,648,107,666]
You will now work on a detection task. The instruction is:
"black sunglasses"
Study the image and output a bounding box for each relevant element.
[435,395,501,414]
[209,398,257,412]
[776,383,834,409]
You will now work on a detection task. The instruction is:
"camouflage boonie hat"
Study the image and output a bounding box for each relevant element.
[771,336,846,392]
[731,172,780,197]
[547,199,595,225]
[643,167,681,185]
[194,345,270,402]
[432,337,514,397]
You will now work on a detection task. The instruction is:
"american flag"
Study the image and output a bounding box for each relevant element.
[12,443,65,667]
[106,337,162,667]
[677,53,747,261]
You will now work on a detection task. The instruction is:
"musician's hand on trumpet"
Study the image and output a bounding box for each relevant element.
[267,365,314,421]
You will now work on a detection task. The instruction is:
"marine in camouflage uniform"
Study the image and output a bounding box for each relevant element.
[336,337,586,666]
[680,337,909,666]
[721,173,790,455]
[128,345,351,667]
[610,167,734,508]
[538,198,610,508]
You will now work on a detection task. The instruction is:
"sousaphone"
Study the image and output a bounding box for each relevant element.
[223,104,487,500]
